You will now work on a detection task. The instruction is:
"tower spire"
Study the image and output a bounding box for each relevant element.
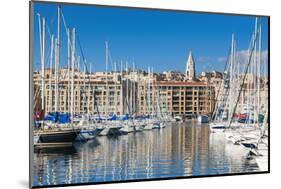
[186,50,196,81]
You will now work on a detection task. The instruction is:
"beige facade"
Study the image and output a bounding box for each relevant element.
[34,69,123,115]
[34,68,216,117]
[137,79,215,117]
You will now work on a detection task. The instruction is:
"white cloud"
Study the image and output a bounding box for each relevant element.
[236,49,268,66]
[217,56,227,63]
[197,56,211,63]
[215,50,268,74]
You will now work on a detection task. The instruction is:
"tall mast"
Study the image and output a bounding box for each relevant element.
[88,64,91,115]
[235,38,239,112]
[254,17,258,123]
[57,6,61,64]
[83,64,86,114]
[120,61,123,115]
[126,61,129,114]
[105,41,109,116]
[41,17,46,111]
[148,67,151,115]
[54,38,58,112]
[55,6,61,112]
[70,28,76,123]
[114,62,117,115]
[91,63,96,115]
[130,63,133,115]
[77,56,80,114]
[49,34,54,113]
[37,14,42,65]
[234,38,240,115]
[67,28,71,112]
[258,23,262,121]
[247,33,254,124]
[149,67,155,116]
[37,13,45,113]
[136,63,140,115]
[227,19,260,128]
[132,61,135,115]
[229,34,234,121]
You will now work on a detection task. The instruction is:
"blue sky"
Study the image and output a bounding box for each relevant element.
[33,2,269,74]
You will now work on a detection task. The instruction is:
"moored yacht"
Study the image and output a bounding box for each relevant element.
[99,121,123,136]
[197,115,209,123]
[75,119,105,141]
[34,127,81,148]
[209,122,228,133]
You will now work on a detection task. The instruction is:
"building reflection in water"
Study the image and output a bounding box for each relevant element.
[33,122,259,187]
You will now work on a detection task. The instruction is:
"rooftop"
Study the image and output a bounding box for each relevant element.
[155,81,208,86]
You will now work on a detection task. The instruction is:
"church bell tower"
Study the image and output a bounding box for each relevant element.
[185,50,196,81]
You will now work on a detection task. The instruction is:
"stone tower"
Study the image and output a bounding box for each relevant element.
[185,50,196,81]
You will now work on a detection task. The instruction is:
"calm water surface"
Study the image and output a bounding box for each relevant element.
[33,121,260,187]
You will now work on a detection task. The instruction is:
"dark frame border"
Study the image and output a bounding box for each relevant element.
[29,0,270,188]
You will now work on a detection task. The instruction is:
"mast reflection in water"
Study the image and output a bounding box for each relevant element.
[33,122,259,187]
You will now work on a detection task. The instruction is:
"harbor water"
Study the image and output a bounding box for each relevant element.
[33,121,260,187]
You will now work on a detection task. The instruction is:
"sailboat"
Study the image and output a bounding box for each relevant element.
[249,53,268,172]
[209,34,236,133]
[98,117,123,136]
[253,135,268,171]
[75,63,106,141]
[120,63,138,133]
[34,7,80,148]
[224,19,267,148]
[75,114,105,141]
[142,67,154,130]
[120,120,135,133]
[99,42,123,136]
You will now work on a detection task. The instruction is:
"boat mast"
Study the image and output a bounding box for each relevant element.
[126,61,129,114]
[67,28,71,112]
[77,56,80,114]
[105,41,108,117]
[55,6,61,113]
[40,17,46,112]
[264,44,267,114]
[91,63,96,115]
[54,37,58,111]
[149,67,155,116]
[210,48,231,121]
[229,34,234,122]
[130,63,133,116]
[247,33,254,125]
[83,64,86,114]
[254,18,258,124]
[88,64,91,115]
[227,20,259,128]
[70,28,76,123]
[120,60,123,115]
[49,34,54,113]
[132,61,135,115]
[258,23,262,123]
[148,67,151,115]
[235,37,239,114]
[136,64,140,115]
[114,62,117,115]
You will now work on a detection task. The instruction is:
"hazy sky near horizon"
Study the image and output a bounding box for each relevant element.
[33,2,269,74]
